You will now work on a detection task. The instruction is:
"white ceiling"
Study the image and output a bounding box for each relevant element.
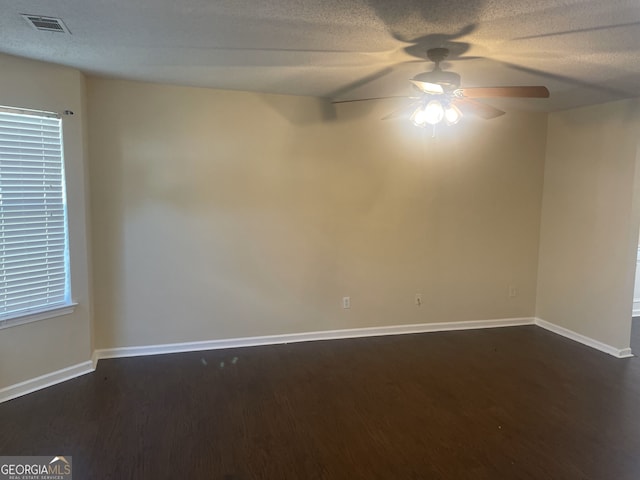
[1,0,639,111]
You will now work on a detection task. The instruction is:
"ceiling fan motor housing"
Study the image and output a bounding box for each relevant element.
[413,70,461,90]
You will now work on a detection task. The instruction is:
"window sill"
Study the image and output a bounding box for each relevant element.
[0,303,78,330]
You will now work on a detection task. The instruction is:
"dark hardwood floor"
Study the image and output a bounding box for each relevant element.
[2,324,640,479]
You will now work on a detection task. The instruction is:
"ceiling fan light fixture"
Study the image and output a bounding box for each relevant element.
[411,100,453,127]
[333,47,549,129]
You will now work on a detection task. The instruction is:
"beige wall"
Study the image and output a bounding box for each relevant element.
[536,99,640,349]
[2,52,638,390]
[0,54,93,388]
[87,77,547,349]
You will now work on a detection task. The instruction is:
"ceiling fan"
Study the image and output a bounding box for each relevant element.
[332,47,550,127]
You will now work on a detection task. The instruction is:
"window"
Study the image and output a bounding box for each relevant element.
[0,106,72,326]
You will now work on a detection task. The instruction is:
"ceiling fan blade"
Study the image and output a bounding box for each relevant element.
[381,100,422,120]
[501,61,629,98]
[410,80,444,94]
[456,86,550,98]
[332,96,416,104]
[453,98,505,120]
[327,67,394,99]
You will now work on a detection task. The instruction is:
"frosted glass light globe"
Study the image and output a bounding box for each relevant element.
[424,100,445,125]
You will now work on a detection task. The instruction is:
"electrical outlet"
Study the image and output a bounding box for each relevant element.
[509,285,518,298]
[342,296,351,309]
[415,293,423,306]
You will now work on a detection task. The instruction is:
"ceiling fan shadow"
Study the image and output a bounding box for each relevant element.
[512,20,640,41]
[364,0,484,40]
[398,25,477,61]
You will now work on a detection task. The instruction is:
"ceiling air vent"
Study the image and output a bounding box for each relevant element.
[21,14,71,34]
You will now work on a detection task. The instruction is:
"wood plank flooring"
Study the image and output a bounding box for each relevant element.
[1,324,640,479]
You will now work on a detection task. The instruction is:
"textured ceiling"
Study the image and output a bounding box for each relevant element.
[1,0,640,111]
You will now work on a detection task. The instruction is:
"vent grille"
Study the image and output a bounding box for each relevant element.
[21,14,71,34]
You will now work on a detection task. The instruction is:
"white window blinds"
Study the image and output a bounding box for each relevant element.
[0,107,71,323]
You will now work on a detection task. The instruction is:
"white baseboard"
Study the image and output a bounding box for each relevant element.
[5,315,633,404]
[93,317,535,362]
[0,361,94,404]
[535,318,634,358]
